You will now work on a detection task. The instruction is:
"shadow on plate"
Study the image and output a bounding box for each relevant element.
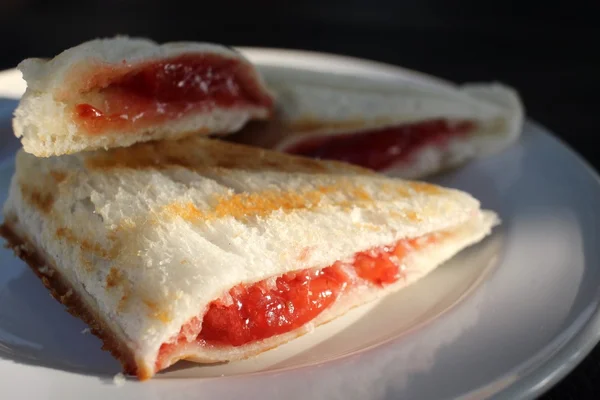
[0,266,122,380]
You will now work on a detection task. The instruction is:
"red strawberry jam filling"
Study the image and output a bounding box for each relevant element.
[156,233,442,368]
[199,267,348,346]
[73,54,273,133]
[284,119,475,171]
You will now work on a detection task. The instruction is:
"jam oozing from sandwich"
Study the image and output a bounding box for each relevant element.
[156,233,443,368]
[199,266,348,346]
[74,54,273,133]
[284,119,475,171]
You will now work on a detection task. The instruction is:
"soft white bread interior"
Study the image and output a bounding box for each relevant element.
[2,136,497,379]
[228,67,524,178]
[13,36,274,157]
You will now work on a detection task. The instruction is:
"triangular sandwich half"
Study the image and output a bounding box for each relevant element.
[13,36,274,157]
[229,67,523,178]
[1,136,497,379]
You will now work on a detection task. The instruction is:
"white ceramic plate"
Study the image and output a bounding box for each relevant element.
[1,49,600,400]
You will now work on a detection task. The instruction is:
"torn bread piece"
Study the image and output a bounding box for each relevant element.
[1,136,498,380]
[13,36,274,157]
[228,67,524,178]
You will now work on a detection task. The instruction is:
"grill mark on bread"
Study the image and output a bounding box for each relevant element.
[106,267,124,289]
[117,286,132,313]
[212,189,326,220]
[389,209,422,223]
[164,203,204,221]
[84,136,370,175]
[49,170,68,183]
[150,178,433,226]
[408,182,442,195]
[143,299,172,323]
[80,255,94,272]
[162,183,376,223]
[406,210,422,222]
[20,184,54,214]
[104,266,132,313]
[155,179,443,225]
[55,227,119,260]
[350,186,372,201]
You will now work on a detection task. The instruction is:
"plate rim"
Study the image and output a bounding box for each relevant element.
[2,47,600,399]
[461,122,600,400]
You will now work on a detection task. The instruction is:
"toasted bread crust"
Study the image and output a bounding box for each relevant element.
[0,221,151,380]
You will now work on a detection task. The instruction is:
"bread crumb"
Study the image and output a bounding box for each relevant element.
[113,373,126,386]
[38,265,55,277]
[13,243,30,257]
[60,288,73,302]
[81,328,91,335]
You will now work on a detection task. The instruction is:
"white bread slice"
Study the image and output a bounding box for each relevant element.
[1,136,497,379]
[228,67,524,178]
[13,36,274,157]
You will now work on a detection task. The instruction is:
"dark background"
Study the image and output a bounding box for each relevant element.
[0,0,599,397]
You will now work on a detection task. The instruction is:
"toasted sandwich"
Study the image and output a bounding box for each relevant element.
[228,68,523,178]
[13,36,274,157]
[1,136,497,379]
